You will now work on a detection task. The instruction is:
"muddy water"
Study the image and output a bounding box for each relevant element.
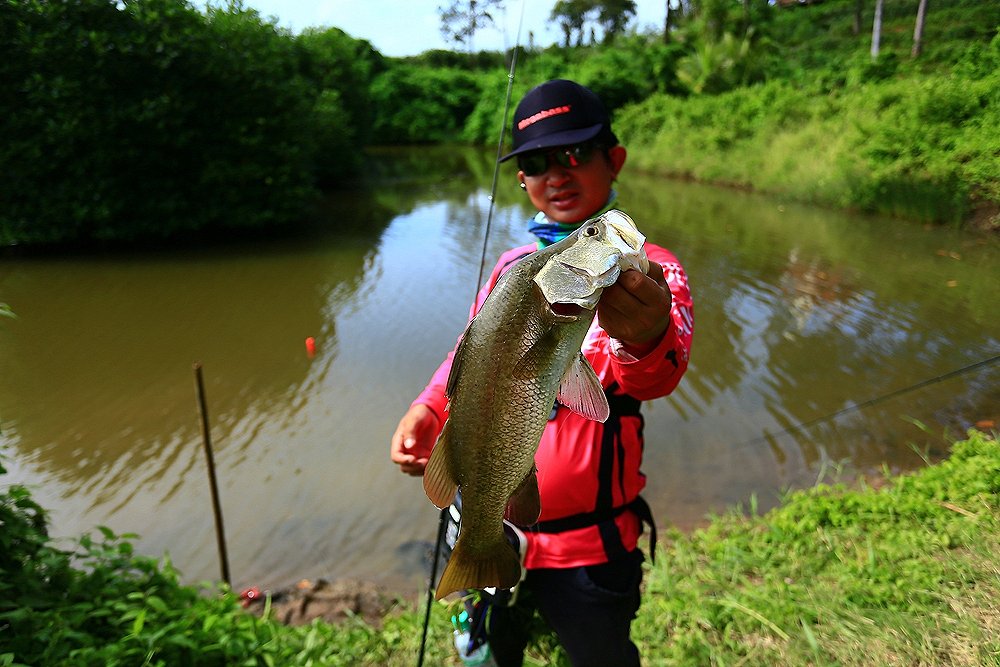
[1,146,997,595]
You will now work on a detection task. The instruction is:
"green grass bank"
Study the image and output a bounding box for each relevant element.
[615,48,1000,230]
[2,429,997,665]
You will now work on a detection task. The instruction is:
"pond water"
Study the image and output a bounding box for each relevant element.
[1,146,998,596]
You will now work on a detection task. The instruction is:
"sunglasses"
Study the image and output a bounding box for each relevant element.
[516,141,602,177]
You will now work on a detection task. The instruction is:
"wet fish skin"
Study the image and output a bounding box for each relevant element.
[423,210,647,599]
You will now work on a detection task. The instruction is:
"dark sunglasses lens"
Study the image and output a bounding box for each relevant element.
[519,142,597,176]
[554,143,594,169]
[519,153,548,177]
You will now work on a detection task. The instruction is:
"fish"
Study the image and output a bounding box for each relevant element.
[423,209,649,599]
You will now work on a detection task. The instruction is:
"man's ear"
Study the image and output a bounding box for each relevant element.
[607,145,627,177]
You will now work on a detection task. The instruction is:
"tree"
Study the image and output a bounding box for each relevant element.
[663,0,674,43]
[596,0,637,43]
[852,0,864,36]
[551,0,592,47]
[551,0,638,46]
[871,0,883,60]
[912,0,929,58]
[439,0,504,52]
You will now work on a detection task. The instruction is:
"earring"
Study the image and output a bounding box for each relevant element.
[519,182,527,190]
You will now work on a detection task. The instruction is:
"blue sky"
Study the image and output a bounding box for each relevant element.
[200,0,669,57]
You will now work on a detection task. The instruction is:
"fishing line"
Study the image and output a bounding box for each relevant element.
[418,4,527,666]
[734,352,1000,451]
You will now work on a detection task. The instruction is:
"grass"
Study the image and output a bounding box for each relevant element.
[630,429,1000,666]
[617,64,1000,227]
[3,430,998,665]
[608,0,1000,229]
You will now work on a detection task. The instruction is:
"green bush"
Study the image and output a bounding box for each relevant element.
[617,59,999,223]
[369,65,483,144]
[296,27,385,149]
[1,0,325,246]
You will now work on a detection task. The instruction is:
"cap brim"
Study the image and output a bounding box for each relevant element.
[498,124,604,163]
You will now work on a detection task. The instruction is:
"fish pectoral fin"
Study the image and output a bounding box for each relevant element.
[504,467,541,527]
[422,420,459,509]
[557,353,610,423]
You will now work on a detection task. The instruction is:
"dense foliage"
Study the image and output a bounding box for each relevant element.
[369,66,484,144]
[0,455,412,666]
[1,0,379,246]
[614,0,1000,225]
[2,431,997,665]
[3,0,997,246]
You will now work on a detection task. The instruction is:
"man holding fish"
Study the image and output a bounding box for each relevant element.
[390,79,694,667]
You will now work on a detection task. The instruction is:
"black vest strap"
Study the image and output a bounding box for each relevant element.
[533,381,657,563]
[524,496,658,564]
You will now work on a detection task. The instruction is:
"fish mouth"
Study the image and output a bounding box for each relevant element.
[550,302,585,318]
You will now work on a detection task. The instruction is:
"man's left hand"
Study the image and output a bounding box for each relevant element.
[597,262,672,358]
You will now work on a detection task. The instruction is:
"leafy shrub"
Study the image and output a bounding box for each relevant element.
[369,66,483,144]
[0,455,406,666]
[296,26,386,149]
[0,0,330,246]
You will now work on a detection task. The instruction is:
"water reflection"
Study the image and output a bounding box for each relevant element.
[1,149,997,593]
[619,176,999,525]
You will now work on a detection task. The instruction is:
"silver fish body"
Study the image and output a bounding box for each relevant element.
[423,210,647,599]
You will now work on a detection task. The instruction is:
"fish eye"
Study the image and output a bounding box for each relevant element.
[583,225,599,237]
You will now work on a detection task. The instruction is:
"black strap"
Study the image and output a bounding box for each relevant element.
[605,390,641,416]
[525,495,658,564]
[528,503,630,534]
[534,385,656,562]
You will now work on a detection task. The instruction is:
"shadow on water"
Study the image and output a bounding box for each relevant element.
[1,146,998,592]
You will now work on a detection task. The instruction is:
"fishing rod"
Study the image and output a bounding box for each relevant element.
[417,4,527,666]
[732,352,1000,451]
[473,3,525,301]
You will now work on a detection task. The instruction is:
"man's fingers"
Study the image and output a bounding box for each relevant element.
[401,459,428,476]
[646,260,665,282]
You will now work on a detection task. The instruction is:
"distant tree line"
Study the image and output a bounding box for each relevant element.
[2,0,995,247]
[2,0,386,245]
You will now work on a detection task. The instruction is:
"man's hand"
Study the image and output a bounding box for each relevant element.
[597,262,672,357]
[389,403,440,476]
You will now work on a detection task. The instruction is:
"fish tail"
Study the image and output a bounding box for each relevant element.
[434,535,521,600]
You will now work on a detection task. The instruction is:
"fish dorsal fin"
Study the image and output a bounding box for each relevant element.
[557,353,610,423]
[504,467,541,526]
[422,420,459,509]
[445,318,476,399]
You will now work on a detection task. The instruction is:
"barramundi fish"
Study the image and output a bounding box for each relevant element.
[423,209,649,599]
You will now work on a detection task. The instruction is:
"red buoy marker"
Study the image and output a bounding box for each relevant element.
[305,337,317,358]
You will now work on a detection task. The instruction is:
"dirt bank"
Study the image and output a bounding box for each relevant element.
[241,577,396,628]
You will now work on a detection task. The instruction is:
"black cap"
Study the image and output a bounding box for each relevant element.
[499,79,618,162]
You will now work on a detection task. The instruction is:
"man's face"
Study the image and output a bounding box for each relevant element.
[518,143,626,224]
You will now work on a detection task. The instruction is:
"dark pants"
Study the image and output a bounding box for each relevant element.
[486,549,644,667]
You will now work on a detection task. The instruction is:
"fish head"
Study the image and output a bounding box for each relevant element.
[533,210,648,316]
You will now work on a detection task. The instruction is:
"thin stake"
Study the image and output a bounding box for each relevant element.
[193,362,231,587]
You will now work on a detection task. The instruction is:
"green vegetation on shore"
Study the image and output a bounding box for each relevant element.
[3,0,998,247]
[3,429,997,665]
